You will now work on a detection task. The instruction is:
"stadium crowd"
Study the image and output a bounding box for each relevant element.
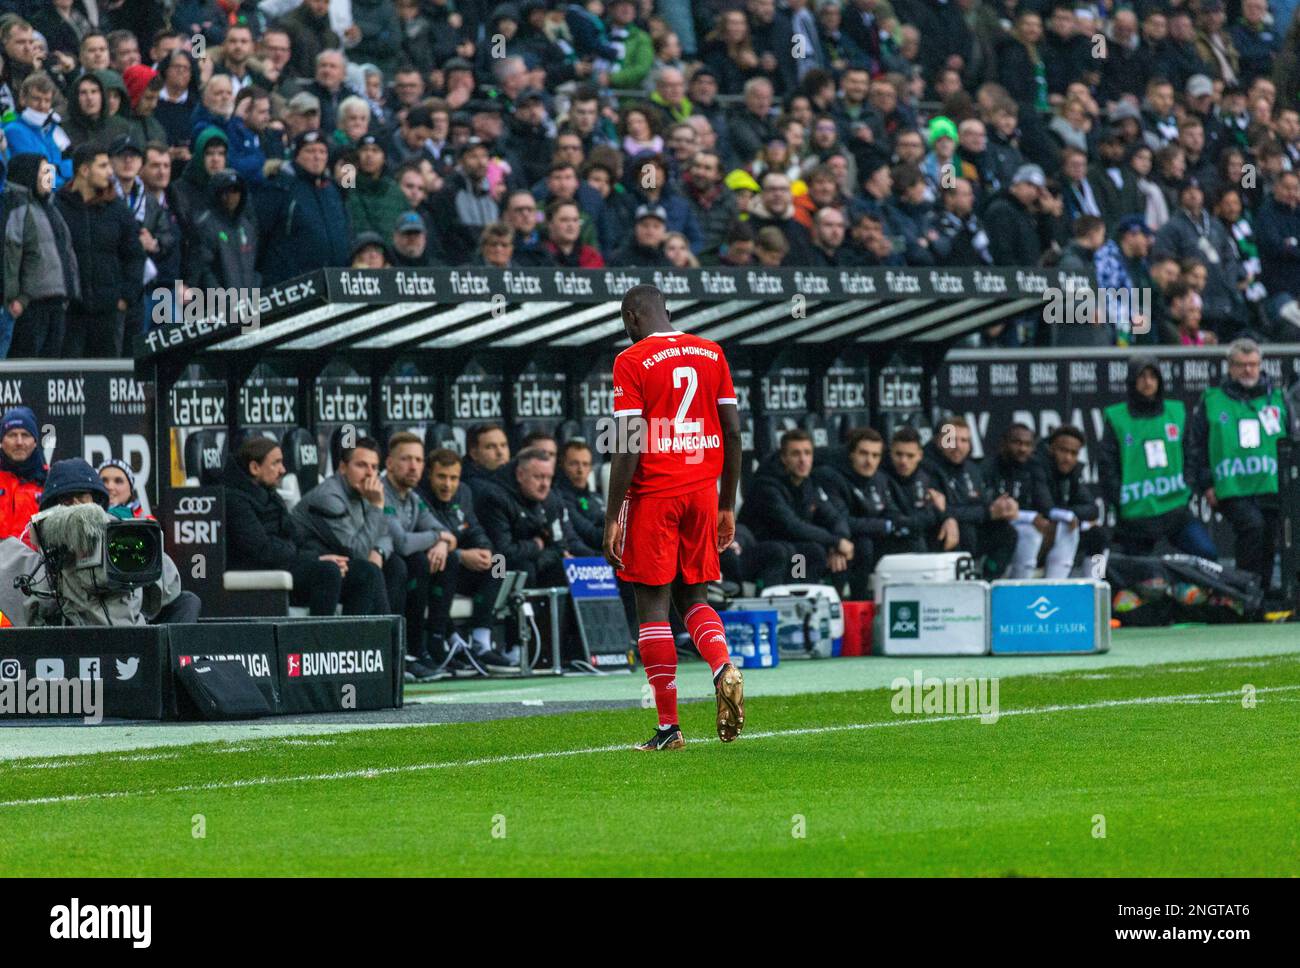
[0,0,1296,356]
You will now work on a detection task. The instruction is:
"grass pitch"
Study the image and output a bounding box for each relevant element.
[1,637,1297,877]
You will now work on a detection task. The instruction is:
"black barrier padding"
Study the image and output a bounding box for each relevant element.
[164,623,280,718]
[0,627,167,720]
[274,617,403,713]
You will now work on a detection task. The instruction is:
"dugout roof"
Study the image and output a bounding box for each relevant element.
[134,266,1090,368]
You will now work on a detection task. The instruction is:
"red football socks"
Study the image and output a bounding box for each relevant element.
[638,622,678,727]
[684,604,731,676]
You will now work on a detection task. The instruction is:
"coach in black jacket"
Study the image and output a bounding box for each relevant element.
[220,439,386,616]
[479,447,594,587]
[739,430,862,591]
[922,418,1018,579]
[552,439,605,550]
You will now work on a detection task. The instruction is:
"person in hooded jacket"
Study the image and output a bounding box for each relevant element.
[922,415,1019,579]
[343,134,408,240]
[0,406,47,541]
[3,154,77,359]
[982,423,1054,578]
[1185,337,1285,591]
[255,129,351,283]
[63,70,130,149]
[813,426,922,598]
[171,126,231,237]
[739,429,860,591]
[185,168,260,291]
[2,73,73,187]
[1099,354,1217,559]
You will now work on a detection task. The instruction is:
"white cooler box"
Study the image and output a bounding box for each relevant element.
[871,552,976,603]
[875,580,990,656]
[762,584,844,656]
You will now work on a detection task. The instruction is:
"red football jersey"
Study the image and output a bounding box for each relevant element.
[611,330,737,498]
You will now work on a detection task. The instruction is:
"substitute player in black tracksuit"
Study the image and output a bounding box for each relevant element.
[982,424,1054,578]
[1034,425,1106,577]
[419,448,506,662]
[813,426,924,598]
[883,425,953,552]
[739,429,864,591]
[921,417,1018,579]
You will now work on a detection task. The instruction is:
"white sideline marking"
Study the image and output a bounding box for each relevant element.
[1,685,1295,810]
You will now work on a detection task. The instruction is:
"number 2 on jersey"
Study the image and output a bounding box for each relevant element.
[672,366,703,435]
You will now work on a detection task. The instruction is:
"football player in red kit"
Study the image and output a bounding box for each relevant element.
[602,284,745,751]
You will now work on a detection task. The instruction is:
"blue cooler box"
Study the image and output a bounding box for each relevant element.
[719,609,779,668]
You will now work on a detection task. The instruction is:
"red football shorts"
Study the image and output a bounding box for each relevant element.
[617,483,720,586]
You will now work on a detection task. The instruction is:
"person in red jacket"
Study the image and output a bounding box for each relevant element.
[0,406,47,540]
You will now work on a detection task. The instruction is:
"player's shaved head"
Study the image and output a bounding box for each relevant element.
[621,284,670,342]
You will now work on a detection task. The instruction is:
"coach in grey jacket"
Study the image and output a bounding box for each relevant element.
[293,436,398,612]
[3,153,78,358]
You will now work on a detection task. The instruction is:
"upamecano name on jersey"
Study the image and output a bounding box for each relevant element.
[642,344,720,368]
[655,433,722,452]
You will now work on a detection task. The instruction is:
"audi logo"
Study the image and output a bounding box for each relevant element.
[176,496,216,515]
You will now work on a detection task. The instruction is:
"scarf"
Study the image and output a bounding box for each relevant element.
[21,107,72,152]
[0,449,47,486]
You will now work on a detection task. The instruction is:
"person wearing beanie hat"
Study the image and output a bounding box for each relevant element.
[121,65,169,149]
[258,123,351,283]
[1,73,74,188]
[98,459,144,519]
[0,406,49,540]
[37,458,110,512]
[3,152,78,359]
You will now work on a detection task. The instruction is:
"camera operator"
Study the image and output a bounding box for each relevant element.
[20,458,199,625]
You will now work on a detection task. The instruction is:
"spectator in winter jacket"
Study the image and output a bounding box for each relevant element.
[256,129,351,284]
[3,154,77,359]
[109,136,176,298]
[428,138,500,257]
[610,204,673,266]
[122,66,169,149]
[391,211,441,268]
[739,429,861,591]
[152,50,200,153]
[541,198,605,267]
[189,73,267,187]
[185,169,260,291]
[922,416,1018,579]
[680,150,737,259]
[222,436,386,617]
[1253,170,1300,326]
[928,178,993,266]
[63,71,130,150]
[604,0,653,90]
[345,134,408,241]
[140,144,184,304]
[1,73,73,188]
[291,48,357,136]
[98,459,146,519]
[0,406,47,541]
[984,164,1046,266]
[479,446,595,588]
[747,169,815,263]
[1152,177,1245,338]
[170,126,230,237]
[54,145,145,357]
[278,0,342,83]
